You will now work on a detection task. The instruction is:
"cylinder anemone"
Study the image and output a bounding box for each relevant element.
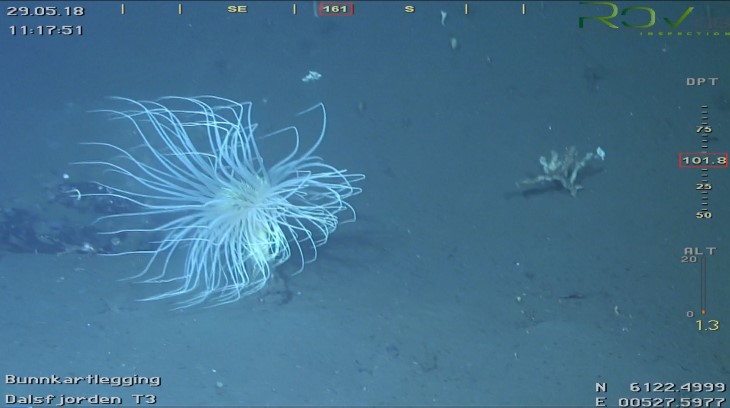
[80,96,364,308]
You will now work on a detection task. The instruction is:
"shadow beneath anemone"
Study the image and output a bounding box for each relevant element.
[279,214,385,279]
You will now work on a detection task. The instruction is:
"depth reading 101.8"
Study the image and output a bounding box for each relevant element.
[681,155,728,166]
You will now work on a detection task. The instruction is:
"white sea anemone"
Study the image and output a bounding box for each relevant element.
[81,96,364,307]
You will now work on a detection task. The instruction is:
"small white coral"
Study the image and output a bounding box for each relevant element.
[519,146,605,197]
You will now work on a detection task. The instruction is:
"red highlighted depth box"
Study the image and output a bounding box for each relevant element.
[678,151,729,168]
[318,2,354,16]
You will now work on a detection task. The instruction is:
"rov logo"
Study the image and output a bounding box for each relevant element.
[579,1,694,29]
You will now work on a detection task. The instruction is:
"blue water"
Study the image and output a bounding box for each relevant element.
[1,1,728,406]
